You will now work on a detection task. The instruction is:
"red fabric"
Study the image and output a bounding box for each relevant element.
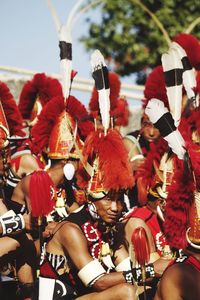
[168,254,200,272]
[29,171,55,217]
[10,156,21,173]
[187,255,200,272]
[40,260,58,279]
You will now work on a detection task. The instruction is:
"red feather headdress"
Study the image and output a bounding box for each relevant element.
[173,33,200,70]
[143,66,168,109]
[31,94,90,159]
[31,95,66,156]
[76,128,134,197]
[18,73,63,121]
[0,81,25,137]
[66,96,94,140]
[163,140,200,250]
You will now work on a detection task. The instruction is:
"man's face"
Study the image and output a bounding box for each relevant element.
[141,114,160,143]
[94,192,124,224]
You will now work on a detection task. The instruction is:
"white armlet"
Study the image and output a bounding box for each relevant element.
[115,257,132,272]
[78,259,106,287]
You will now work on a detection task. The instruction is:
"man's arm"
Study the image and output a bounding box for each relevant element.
[59,222,130,291]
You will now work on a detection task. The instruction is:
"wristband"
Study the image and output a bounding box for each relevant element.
[133,263,155,283]
[0,210,25,235]
[123,270,135,285]
[123,263,155,284]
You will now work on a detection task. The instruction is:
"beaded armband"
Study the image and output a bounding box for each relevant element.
[0,210,25,235]
[123,270,135,285]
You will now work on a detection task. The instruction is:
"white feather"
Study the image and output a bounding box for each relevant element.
[47,0,84,100]
[91,50,110,133]
[161,48,183,127]
[171,41,196,100]
[145,99,186,160]
[145,98,168,123]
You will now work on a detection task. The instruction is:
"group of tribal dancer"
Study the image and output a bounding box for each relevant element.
[0,30,200,300]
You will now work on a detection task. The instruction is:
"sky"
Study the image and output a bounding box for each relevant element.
[0,0,99,78]
[0,0,142,106]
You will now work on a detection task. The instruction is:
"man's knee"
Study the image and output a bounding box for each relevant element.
[116,283,137,299]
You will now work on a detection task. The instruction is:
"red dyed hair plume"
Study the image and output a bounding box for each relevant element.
[82,128,134,191]
[31,95,65,155]
[29,170,55,217]
[163,160,195,249]
[19,73,63,119]
[0,81,25,136]
[111,97,129,126]
[143,66,168,109]
[131,227,150,266]
[173,33,200,70]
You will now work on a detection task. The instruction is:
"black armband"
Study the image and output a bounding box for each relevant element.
[92,66,109,90]
[154,112,176,137]
[59,41,72,60]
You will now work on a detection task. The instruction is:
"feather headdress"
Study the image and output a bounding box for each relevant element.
[161,46,183,127]
[47,0,83,100]
[173,33,200,70]
[145,98,186,159]
[90,49,110,134]
[89,68,129,127]
[0,81,25,138]
[76,128,134,199]
[143,66,168,109]
[171,42,196,102]
[19,73,62,125]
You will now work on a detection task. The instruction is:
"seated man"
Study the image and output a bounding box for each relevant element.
[123,113,161,208]
[153,152,200,300]
[38,123,144,300]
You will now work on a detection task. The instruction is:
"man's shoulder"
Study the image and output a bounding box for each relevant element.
[66,205,90,226]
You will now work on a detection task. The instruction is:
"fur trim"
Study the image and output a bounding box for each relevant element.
[0,81,25,136]
[19,73,62,119]
[173,33,200,70]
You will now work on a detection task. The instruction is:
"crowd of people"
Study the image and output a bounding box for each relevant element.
[0,30,200,300]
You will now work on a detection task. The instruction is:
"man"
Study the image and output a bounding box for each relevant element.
[153,150,200,300]
[123,66,166,208]
[38,120,147,299]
